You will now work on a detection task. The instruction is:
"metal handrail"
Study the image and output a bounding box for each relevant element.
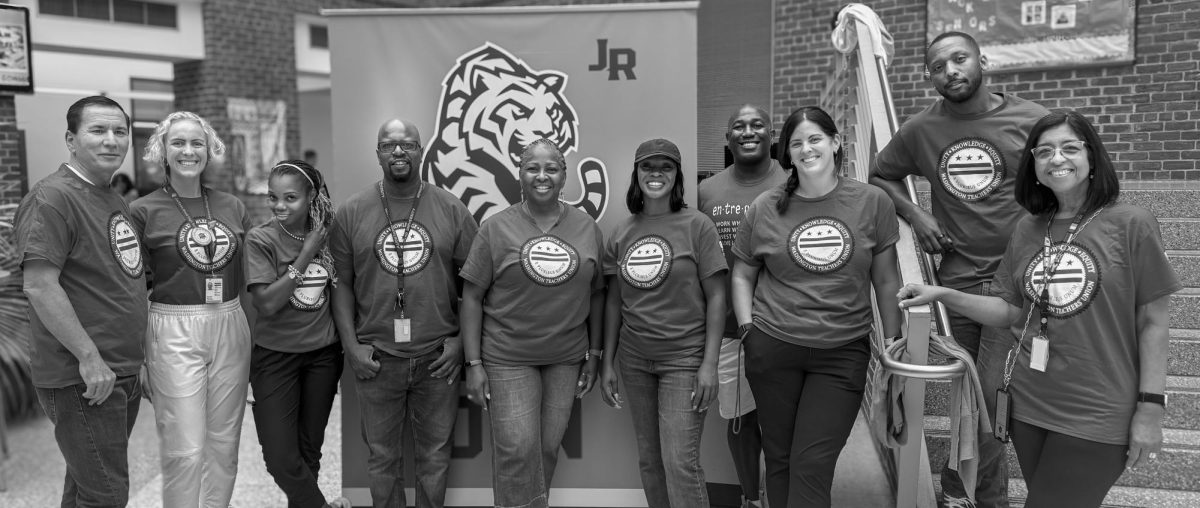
[880,339,967,380]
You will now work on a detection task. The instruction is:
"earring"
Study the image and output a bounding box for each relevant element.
[1036,181,1041,186]
[1089,174,1094,179]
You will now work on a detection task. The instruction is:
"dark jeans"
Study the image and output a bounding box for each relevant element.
[36,374,142,508]
[743,329,869,508]
[941,281,1011,508]
[354,347,459,508]
[1010,420,1125,508]
[250,343,344,508]
[619,351,710,508]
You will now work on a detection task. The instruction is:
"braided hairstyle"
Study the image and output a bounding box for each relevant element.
[775,106,843,214]
[269,159,337,285]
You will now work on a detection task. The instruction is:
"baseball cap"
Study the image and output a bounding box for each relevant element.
[634,138,681,165]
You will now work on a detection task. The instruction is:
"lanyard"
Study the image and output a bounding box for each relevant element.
[377,180,423,314]
[164,183,217,275]
[1002,205,1106,388]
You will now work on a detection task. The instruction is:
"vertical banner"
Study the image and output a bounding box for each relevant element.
[227,98,288,195]
[0,4,32,94]
[325,4,720,507]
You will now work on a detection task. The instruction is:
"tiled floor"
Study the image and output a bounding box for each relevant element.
[1,395,343,507]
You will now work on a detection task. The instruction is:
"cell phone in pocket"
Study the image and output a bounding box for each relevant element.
[994,388,1011,443]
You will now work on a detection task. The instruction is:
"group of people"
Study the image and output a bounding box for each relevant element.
[13,29,1177,508]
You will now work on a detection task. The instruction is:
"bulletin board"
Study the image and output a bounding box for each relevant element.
[927,0,1136,72]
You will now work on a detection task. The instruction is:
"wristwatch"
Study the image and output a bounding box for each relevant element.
[1137,392,1167,407]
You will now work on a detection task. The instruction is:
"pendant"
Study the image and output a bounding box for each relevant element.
[191,226,214,246]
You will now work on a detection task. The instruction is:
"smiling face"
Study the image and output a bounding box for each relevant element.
[926,35,985,104]
[164,119,209,180]
[268,173,313,230]
[376,120,423,183]
[787,119,840,177]
[726,106,773,165]
[66,105,130,179]
[520,143,566,205]
[636,155,678,203]
[1033,123,1091,202]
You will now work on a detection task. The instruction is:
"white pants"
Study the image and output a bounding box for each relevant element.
[147,298,251,508]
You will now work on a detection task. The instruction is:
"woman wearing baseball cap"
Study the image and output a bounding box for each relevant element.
[599,138,727,507]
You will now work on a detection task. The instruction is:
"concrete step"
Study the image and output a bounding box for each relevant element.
[934,476,1200,508]
[1120,185,1200,220]
[923,374,1200,431]
[1160,219,1200,253]
[1168,329,1200,377]
[1167,251,1199,288]
[1171,288,1200,330]
[924,416,1200,492]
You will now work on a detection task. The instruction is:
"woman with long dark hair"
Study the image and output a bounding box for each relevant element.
[900,110,1179,507]
[730,106,902,507]
[599,138,726,507]
[244,160,349,508]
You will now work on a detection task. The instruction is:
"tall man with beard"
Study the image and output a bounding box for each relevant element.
[330,118,478,508]
[869,31,1049,508]
[698,104,787,508]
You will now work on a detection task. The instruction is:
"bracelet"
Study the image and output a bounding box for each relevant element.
[737,323,753,339]
[286,264,303,281]
[464,359,483,368]
[586,349,603,361]
[1137,392,1167,406]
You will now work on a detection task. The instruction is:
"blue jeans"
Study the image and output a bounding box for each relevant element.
[36,374,142,508]
[354,347,459,508]
[485,362,581,508]
[619,351,710,508]
[941,281,1010,508]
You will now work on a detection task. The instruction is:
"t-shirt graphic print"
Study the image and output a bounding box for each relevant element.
[619,235,673,290]
[789,216,853,273]
[375,220,433,276]
[521,235,580,286]
[937,137,1006,202]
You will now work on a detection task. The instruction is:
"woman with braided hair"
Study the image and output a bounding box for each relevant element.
[244,159,349,508]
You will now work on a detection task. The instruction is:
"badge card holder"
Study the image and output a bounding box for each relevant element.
[379,181,423,344]
[394,291,412,343]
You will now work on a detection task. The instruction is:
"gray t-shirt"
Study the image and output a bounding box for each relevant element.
[245,222,337,353]
[15,165,148,388]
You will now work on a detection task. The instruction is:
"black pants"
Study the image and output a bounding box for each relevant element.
[743,328,869,508]
[250,342,345,508]
[1011,420,1126,508]
[727,409,762,502]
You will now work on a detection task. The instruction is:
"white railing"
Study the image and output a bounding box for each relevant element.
[821,8,961,508]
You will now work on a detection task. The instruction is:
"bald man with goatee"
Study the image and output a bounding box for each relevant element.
[330,119,478,508]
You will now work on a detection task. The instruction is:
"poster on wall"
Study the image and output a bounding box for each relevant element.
[0,4,33,93]
[226,98,287,195]
[927,0,1136,71]
[325,3,714,507]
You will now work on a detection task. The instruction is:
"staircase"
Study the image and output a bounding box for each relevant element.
[922,181,1200,506]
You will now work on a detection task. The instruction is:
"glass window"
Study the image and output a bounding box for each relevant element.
[310,24,328,49]
[76,0,110,20]
[113,0,145,24]
[38,0,76,16]
[145,1,176,28]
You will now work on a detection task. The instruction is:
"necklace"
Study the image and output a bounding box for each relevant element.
[277,218,306,241]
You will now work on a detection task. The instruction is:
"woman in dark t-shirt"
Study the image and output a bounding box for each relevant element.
[460,138,605,508]
[598,138,727,507]
[131,111,253,508]
[244,160,349,508]
[900,110,1179,507]
[731,107,903,507]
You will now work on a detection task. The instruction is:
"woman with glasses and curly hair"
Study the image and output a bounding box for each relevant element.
[900,110,1180,507]
[244,160,349,508]
[130,111,253,508]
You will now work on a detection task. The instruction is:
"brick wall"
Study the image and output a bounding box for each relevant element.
[0,97,24,210]
[773,0,1200,180]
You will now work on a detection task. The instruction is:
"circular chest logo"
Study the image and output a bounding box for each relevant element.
[521,235,580,286]
[938,137,1005,202]
[620,235,673,290]
[375,221,432,276]
[176,218,237,272]
[290,261,330,311]
[1023,243,1101,318]
[789,217,854,273]
[108,212,143,279]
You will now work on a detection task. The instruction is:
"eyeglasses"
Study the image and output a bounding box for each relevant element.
[1031,141,1086,162]
[377,141,421,153]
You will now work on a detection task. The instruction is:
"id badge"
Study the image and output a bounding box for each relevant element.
[994,388,1012,443]
[205,277,223,304]
[1030,335,1049,372]
[394,318,412,343]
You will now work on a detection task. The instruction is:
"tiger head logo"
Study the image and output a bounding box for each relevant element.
[421,42,608,223]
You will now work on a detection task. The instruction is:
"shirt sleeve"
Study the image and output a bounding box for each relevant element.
[243,229,279,288]
[990,229,1025,309]
[695,214,728,279]
[591,223,606,292]
[453,206,479,271]
[458,225,494,289]
[329,208,355,286]
[872,190,901,253]
[602,225,620,276]
[1129,210,1182,305]
[15,196,72,269]
[731,200,761,266]
[871,128,919,180]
